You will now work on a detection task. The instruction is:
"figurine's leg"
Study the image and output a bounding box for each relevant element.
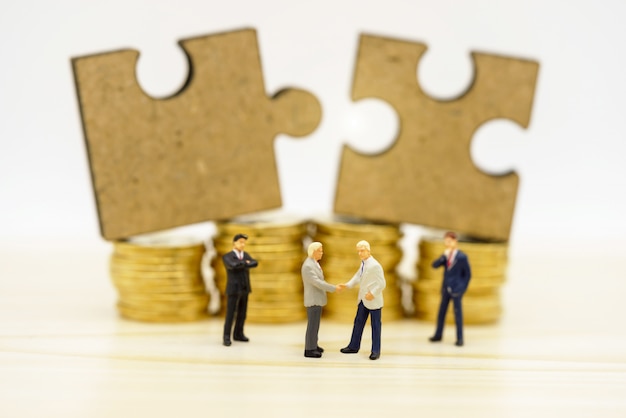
[453,296,464,344]
[233,293,248,339]
[305,306,322,351]
[433,292,451,339]
[370,308,382,354]
[347,301,369,350]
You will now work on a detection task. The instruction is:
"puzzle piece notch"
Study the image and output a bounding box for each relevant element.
[334,34,539,241]
[343,98,399,156]
[471,119,530,176]
[73,28,321,240]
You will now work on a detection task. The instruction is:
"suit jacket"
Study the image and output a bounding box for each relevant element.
[301,257,336,307]
[345,256,386,310]
[222,250,258,295]
[432,250,471,296]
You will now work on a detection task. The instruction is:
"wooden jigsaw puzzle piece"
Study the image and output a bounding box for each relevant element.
[334,34,539,241]
[72,28,321,240]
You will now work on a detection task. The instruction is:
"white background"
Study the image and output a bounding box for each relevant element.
[1,0,625,259]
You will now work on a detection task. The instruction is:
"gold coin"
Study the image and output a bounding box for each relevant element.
[414,278,500,294]
[247,311,307,324]
[313,218,401,240]
[118,298,209,311]
[252,280,303,292]
[216,220,308,238]
[118,291,208,302]
[247,299,304,310]
[113,240,204,256]
[248,292,303,303]
[214,241,304,255]
[113,281,206,293]
[417,265,507,282]
[313,232,400,247]
[110,268,201,280]
[419,238,508,258]
[110,256,202,271]
[212,258,303,275]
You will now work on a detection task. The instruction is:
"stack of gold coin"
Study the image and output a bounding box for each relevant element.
[311,218,405,322]
[212,220,308,324]
[110,237,209,322]
[413,236,507,324]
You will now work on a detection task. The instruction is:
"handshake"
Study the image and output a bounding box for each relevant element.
[334,283,375,301]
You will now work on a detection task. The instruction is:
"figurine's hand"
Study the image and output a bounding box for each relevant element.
[365,291,374,301]
[447,287,460,297]
[336,284,346,293]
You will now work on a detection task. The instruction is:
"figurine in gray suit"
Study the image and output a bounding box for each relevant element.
[301,242,344,358]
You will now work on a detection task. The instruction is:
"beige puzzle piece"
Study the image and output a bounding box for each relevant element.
[72,28,321,240]
[334,34,539,241]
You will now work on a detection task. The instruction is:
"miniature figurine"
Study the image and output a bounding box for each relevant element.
[340,240,386,360]
[428,231,472,346]
[222,233,258,346]
[301,242,343,358]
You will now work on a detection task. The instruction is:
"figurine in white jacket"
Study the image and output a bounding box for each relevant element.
[339,240,386,360]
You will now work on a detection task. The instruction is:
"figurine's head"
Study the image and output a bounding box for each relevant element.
[308,242,323,261]
[232,233,248,251]
[443,231,458,250]
[356,240,371,260]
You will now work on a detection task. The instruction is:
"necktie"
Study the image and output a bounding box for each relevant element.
[360,261,364,276]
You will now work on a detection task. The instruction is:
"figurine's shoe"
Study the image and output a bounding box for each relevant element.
[304,349,322,358]
[428,336,442,342]
[316,346,324,353]
[340,347,359,354]
[233,335,249,342]
[223,337,232,347]
[369,352,380,360]
[455,340,464,347]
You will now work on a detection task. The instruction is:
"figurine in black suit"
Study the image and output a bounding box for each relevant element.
[222,233,258,346]
[429,231,472,346]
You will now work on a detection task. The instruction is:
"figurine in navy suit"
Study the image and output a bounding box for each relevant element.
[428,231,471,346]
[222,233,258,347]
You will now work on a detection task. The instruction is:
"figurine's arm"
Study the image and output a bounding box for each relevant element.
[302,263,336,293]
[243,253,258,269]
[432,255,446,268]
[223,253,246,270]
[344,270,360,289]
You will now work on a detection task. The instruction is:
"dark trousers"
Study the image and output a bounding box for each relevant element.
[305,306,322,350]
[433,291,464,342]
[347,301,382,354]
[223,292,248,338]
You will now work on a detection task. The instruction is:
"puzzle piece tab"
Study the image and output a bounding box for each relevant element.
[334,34,539,241]
[72,28,321,240]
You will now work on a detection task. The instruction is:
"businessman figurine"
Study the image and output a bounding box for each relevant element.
[340,240,386,360]
[222,233,258,347]
[428,231,472,346]
[301,242,344,358]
